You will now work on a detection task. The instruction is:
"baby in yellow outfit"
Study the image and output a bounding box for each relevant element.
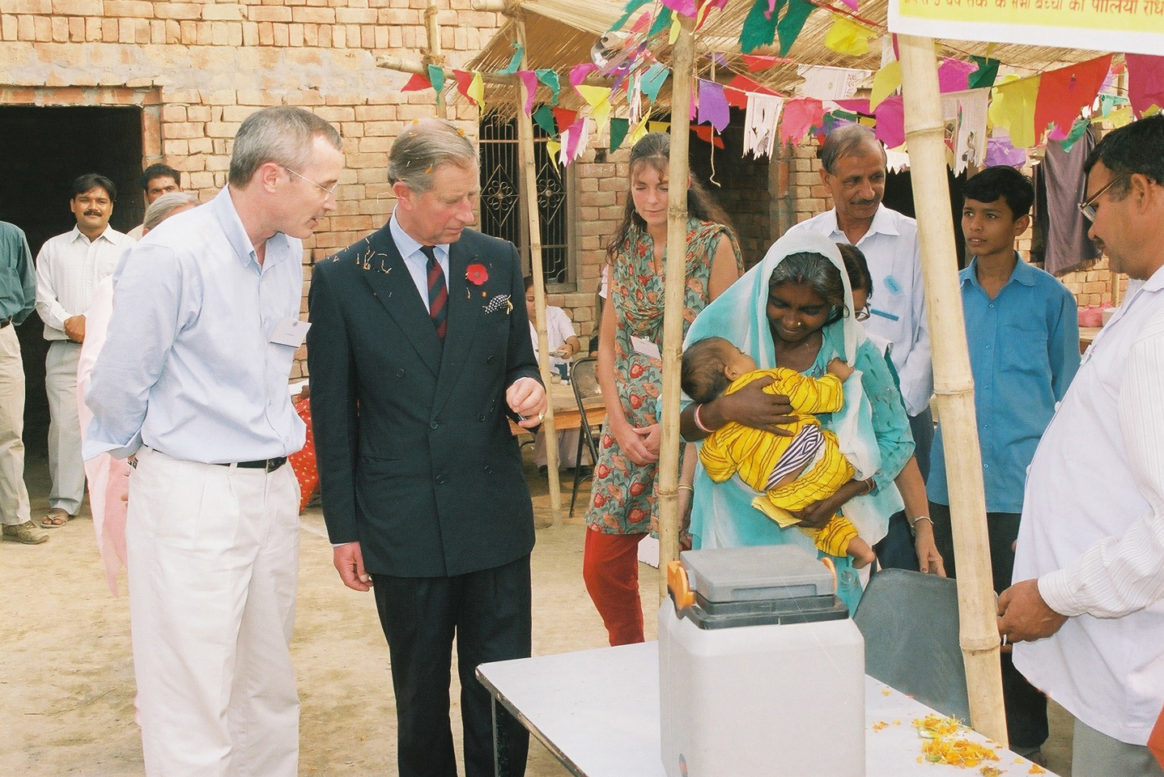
[682,336,876,568]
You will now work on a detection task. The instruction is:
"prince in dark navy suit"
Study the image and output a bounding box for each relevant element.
[307,119,546,777]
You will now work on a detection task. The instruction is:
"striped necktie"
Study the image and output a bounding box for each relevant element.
[421,246,448,340]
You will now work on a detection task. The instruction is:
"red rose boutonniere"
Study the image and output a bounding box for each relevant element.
[466,263,489,285]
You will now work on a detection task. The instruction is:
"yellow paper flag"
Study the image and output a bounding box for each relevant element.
[647,120,670,134]
[824,14,874,56]
[546,138,561,162]
[1108,105,1134,128]
[468,71,486,109]
[669,14,681,44]
[989,74,1040,150]
[576,85,612,127]
[870,60,901,111]
[631,115,653,145]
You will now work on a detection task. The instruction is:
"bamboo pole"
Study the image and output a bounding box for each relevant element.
[657,14,697,597]
[898,35,1008,744]
[514,14,564,520]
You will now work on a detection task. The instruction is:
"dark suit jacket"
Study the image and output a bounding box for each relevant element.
[307,223,540,578]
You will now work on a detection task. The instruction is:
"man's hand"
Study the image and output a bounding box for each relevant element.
[508,376,548,429]
[711,376,796,435]
[64,314,86,343]
[997,578,1068,643]
[333,542,372,592]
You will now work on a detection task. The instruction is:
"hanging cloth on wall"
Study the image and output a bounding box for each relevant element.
[1032,125,1100,277]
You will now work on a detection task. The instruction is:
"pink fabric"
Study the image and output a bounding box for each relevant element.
[78,278,129,596]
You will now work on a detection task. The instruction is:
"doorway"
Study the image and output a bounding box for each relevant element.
[0,105,144,457]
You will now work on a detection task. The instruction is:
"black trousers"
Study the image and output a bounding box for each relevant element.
[930,502,1049,750]
[372,555,532,777]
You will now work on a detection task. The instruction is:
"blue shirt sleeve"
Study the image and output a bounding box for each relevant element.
[855,339,915,490]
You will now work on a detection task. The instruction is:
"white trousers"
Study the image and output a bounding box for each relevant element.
[127,447,301,777]
[45,340,84,514]
[0,326,30,526]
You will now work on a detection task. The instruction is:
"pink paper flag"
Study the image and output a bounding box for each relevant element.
[873,95,904,148]
[780,97,824,146]
[1125,53,1164,117]
[518,70,538,116]
[565,117,587,159]
[570,63,597,89]
[938,58,977,93]
[697,79,731,131]
[660,0,697,16]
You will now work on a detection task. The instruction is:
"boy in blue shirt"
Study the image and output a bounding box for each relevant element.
[928,165,1080,763]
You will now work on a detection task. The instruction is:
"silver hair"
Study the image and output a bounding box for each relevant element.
[143,191,199,231]
[387,119,477,193]
[818,124,885,174]
[228,106,342,187]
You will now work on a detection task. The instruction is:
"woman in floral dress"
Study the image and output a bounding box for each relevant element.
[583,132,742,645]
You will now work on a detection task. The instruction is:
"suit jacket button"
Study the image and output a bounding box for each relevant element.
[395,368,406,378]
[430,421,439,431]
[486,355,496,364]
[435,474,447,485]
[477,414,486,422]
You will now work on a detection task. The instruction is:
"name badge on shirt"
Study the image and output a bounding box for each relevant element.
[270,318,310,348]
[883,274,902,295]
[631,335,661,361]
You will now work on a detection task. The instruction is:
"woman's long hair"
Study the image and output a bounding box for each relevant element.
[604,132,733,262]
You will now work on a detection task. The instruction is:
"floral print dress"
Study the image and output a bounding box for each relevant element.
[585,218,741,535]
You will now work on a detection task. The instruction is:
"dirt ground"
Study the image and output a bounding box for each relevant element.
[1,450,1073,776]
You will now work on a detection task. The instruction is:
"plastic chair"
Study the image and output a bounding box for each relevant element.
[853,568,971,722]
[569,356,602,517]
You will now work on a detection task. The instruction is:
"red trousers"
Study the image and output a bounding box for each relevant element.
[583,527,645,646]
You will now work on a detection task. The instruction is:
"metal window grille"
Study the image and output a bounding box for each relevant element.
[479,115,572,286]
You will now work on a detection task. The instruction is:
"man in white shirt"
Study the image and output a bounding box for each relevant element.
[35,173,133,528]
[785,124,933,568]
[998,114,1164,777]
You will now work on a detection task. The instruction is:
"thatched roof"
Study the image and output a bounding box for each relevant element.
[464,0,1111,116]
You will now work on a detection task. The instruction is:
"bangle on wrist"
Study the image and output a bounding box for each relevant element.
[693,403,712,434]
[857,477,876,496]
[909,515,933,537]
[677,484,694,492]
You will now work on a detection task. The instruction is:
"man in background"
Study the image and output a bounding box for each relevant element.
[35,173,132,529]
[126,163,182,239]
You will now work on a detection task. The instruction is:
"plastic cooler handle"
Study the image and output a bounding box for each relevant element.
[666,560,695,611]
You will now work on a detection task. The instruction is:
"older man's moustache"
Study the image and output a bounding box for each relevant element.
[84,210,102,216]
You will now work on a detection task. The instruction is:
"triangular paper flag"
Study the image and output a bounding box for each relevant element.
[1033,54,1112,142]
[641,63,670,102]
[824,15,874,56]
[985,130,1027,168]
[518,70,538,116]
[468,71,485,110]
[990,75,1040,150]
[630,114,651,145]
[427,65,445,94]
[552,107,578,134]
[532,104,556,137]
[565,118,588,161]
[697,79,731,132]
[661,0,698,16]
[536,69,561,105]
[780,97,824,146]
[1108,104,1134,128]
[648,120,671,133]
[873,95,905,148]
[1125,53,1164,117]
[500,43,523,75]
[743,54,781,71]
[402,72,431,92]
[776,0,814,56]
[576,85,612,126]
[546,138,561,162]
[612,0,652,32]
[570,63,597,89]
[725,86,748,110]
[1058,117,1091,154]
[740,0,779,53]
[870,60,901,110]
[727,73,781,97]
[968,56,1000,89]
[610,117,630,152]
[648,7,673,37]
[691,124,725,149]
[937,58,976,93]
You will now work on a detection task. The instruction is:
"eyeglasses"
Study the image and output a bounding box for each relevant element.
[284,166,339,200]
[1078,174,1127,221]
[854,304,870,321]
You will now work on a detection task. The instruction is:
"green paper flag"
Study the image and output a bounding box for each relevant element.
[1059,117,1091,153]
[968,56,1000,90]
[740,0,779,54]
[776,0,814,56]
[500,43,523,75]
[610,117,630,152]
[648,7,673,38]
[536,69,561,105]
[427,65,445,95]
[533,104,557,137]
[612,0,653,31]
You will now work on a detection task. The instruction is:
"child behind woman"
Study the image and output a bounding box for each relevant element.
[682,336,876,567]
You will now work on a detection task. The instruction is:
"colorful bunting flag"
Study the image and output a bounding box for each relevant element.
[612,0,652,32]
[743,54,782,71]
[1058,117,1091,154]
[941,89,989,175]
[648,7,673,38]
[1033,54,1112,142]
[427,65,445,95]
[536,69,561,105]
[776,0,814,56]
[518,70,538,116]
[985,130,1027,168]
[937,58,977,94]
[401,72,431,92]
[697,79,731,131]
[610,117,630,152]
[660,0,697,17]
[744,93,784,159]
[990,75,1040,150]
[873,95,904,148]
[870,61,901,111]
[532,104,556,137]
[501,43,523,76]
[640,63,670,102]
[824,15,875,56]
[968,56,1000,90]
[780,97,824,146]
[629,114,651,145]
[576,85,612,127]
[798,65,870,100]
[740,0,778,53]
[1125,53,1164,117]
[691,124,726,149]
[552,107,579,135]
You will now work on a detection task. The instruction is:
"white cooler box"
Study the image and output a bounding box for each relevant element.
[659,545,865,777]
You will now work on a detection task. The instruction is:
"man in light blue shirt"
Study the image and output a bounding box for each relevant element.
[928,165,1080,763]
[85,107,344,777]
